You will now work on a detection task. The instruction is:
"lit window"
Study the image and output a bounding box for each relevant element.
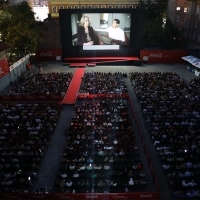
[184,7,187,12]
[176,7,180,11]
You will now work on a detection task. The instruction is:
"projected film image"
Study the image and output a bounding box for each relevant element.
[71,13,131,50]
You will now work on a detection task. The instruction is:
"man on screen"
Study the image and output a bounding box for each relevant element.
[106,19,125,45]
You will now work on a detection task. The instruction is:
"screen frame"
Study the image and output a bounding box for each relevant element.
[59,8,142,59]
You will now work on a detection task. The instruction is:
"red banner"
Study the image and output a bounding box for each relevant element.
[36,48,62,61]
[77,94,129,99]
[0,58,10,78]
[0,192,160,199]
[0,95,63,101]
[140,49,188,63]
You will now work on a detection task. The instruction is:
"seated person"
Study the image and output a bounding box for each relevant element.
[66,179,73,187]
[129,178,134,185]
[77,16,94,46]
[73,171,80,178]
[99,19,125,45]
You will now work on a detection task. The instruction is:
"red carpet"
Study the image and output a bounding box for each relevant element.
[62,68,85,104]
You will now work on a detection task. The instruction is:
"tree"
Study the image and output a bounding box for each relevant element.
[0,1,41,58]
[138,0,184,49]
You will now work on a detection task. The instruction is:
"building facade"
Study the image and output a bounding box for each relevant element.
[167,0,200,57]
[47,0,139,18]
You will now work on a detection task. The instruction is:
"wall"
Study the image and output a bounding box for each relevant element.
[0,55,30,93]
[140,49,188,63]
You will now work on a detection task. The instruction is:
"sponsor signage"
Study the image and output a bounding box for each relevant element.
[0,58,10,78]
[36,49,62,61]
[9,55,30,72]
[0,193,160,200]
[140,50,187,63]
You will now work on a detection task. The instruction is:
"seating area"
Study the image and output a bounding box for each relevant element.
[0,103,62,193]
[129,72,200,199]
[55,99,147,193]
[7,72,73,95]
[79,72,128,94]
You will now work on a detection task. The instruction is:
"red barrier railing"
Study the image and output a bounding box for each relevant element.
[0,192,160,200]
[77,93,129,99]
[128,96,160,195]
[0,95,63,101]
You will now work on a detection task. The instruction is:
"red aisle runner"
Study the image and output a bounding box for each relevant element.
[62,68,85,104]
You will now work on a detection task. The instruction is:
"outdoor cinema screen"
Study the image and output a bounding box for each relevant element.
[59,9,142,57]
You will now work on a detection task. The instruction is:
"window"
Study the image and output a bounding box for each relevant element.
[193,32,196,40]
[59,6,64,9]
[198,34,200,42]
[196,6,199,16]
[186,20,188,28]
[67,6,72,9]
[101,5,106,8]
[115,5,119,8]
[108,5,113,9]
[176,7,180,11]
[88,5,92,9]
[175,17,179,21]
[184,7,187,13]
[81,5,86,9]
[195,20,198,28]
[52,6,57,13]
[187,6,190,13]
[74,6,79,9]
[122,5,126,9]
[184,31,187,39]
[128,5,133,9]
[94,5,99,8]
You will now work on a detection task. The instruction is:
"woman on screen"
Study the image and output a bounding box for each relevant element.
[77,16,95,46]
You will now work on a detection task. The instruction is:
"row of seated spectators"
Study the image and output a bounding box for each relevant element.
[0,103,62,193]
[6,72,73,96]
[55,99,147,193]
[79,72,128,94]
[130,72,200,199]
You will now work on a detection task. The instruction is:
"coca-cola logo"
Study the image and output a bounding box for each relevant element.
[111,194,128,198]
[149,53,163,58]
[40,52,53,57]
[86,195,98,198]
[139,194,152,198]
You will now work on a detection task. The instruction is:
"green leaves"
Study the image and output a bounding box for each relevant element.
[0,1,41,57]
[138,0,183,49]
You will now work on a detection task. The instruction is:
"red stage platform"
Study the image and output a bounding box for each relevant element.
[64,56,141,67]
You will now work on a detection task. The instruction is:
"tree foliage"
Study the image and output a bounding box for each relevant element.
[138,0,184,49]
[0,1,41,57]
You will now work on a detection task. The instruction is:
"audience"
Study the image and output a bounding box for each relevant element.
[7,72,73,96]
[55,99,146,193]
[0,102,62,193]
[130,72,200,199]
[79,72,128,94]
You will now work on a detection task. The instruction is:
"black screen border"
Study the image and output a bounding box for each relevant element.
[59,9,142,59]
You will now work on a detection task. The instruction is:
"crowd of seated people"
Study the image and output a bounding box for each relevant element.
[6,72,73,96]
[79,72,128,94]
[54,99,147,193]
[0,103,62,193]
[130,72,200,199]
[189,77,200,94]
